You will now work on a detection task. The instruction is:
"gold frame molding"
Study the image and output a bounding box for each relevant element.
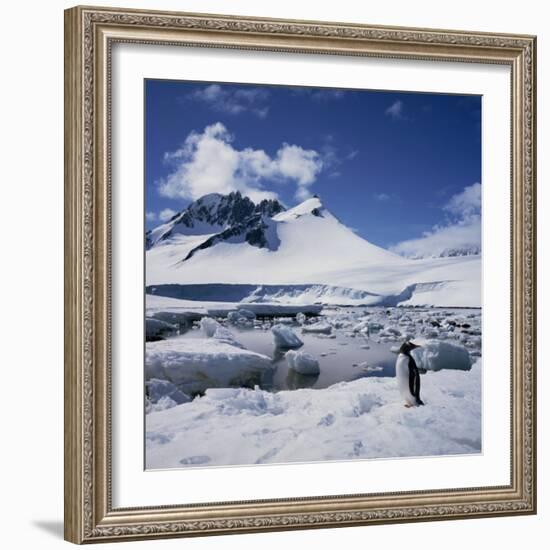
[64,5,537,544]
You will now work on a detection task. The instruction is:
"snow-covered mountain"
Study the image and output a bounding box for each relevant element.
[146,192,284,249]
[146,193,481,307]
[399,245,481,260]
[437,245,481,258]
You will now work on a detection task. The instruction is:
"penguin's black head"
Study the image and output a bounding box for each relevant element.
[399,341,421,355]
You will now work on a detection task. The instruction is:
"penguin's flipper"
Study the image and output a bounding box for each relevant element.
[409,356,424,406]
[408,363,416,399]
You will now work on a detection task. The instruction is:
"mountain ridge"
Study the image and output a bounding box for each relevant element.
[145,192,481,307]
[147,191,285,249]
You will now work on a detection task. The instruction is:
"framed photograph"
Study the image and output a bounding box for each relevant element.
[64,5,537,544]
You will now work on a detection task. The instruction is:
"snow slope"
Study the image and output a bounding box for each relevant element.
[146,195,481,307]
[146,359,481,469]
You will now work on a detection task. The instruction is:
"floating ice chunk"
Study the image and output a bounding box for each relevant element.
[227,309,256,325]
[296,312,306,325]
[352,320,369,333]
[411,340,472,372]
[364,365,383,373]
[274,317,295,325]
[145,317,178,341]
[200,317,219,337]
[469,336,482,348]
[422,328,439,338]
[271,324,304,349]
[200,317,242,347]
[227,311,242,324]
[380,326,401,336]
[351,319,385,335]
[353,361,382,373]
[237,308,256,320]
[331,319,353,329]
[285,350,320,375]
[301,322,332,335]
[145,336,273,395]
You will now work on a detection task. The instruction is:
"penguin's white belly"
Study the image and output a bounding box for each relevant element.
[395,354,416,405]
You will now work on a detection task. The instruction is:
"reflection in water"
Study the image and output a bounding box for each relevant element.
[285,368,319,390]
[196,324,398,391]
[175,319,399,392]
[272,348,287,362]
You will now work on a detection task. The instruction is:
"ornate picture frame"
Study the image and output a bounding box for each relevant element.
[64,5,536,544]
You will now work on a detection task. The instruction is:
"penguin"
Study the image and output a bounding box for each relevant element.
[395,341,425,407]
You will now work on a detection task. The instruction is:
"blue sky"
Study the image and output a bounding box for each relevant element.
[145,79,481,254]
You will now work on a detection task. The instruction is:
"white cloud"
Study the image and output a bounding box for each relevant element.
[159,208,177,222]
[390,183,481,258]
[145,211,157,222]
[385,100,404,120]
[391,219,481,258]
[186,84,269,118]
[374,193,390,201]
[444,182,481,217]
[159,123,323,203]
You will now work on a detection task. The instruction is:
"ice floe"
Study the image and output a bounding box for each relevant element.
[145,336,273,396]
[285,350,321,375]
[199,317,242,347]
[301,322,332,335]
[411,339,472,372]
[271,324,304,349]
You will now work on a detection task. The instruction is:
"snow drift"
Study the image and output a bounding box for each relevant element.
[146,359,482,469]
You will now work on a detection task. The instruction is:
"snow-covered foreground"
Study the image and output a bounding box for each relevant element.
[146,358,481,469]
